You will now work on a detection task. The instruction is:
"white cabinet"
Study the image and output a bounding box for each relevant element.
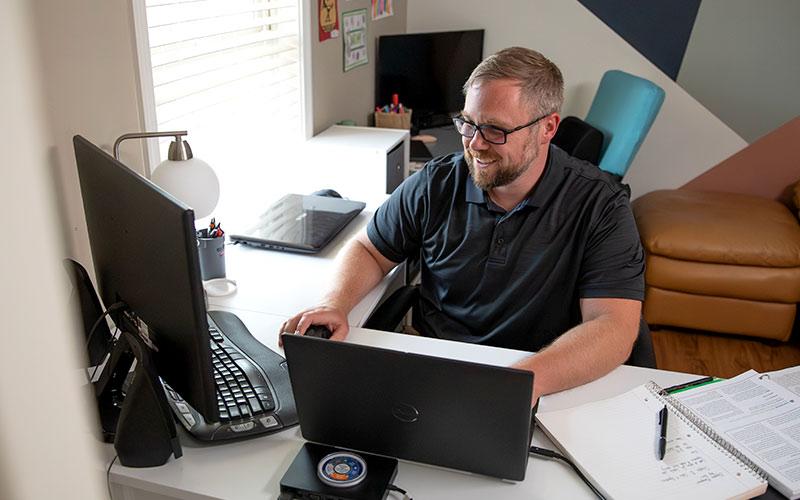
[304,125,410,205]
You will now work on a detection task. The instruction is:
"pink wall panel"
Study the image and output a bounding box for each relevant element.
[681,117,800,207]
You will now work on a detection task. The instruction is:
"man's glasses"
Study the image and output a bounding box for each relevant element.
[452,113,550,145]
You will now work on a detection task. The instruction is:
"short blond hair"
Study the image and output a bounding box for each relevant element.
[463,47,564,115]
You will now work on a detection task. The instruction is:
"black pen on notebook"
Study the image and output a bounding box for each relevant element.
[657,405,668,460]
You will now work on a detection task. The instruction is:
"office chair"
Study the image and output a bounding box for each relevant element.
[363,285,657,368]
[552,70,665,179]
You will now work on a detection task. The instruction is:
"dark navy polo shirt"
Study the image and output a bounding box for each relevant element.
[366,146,644,352]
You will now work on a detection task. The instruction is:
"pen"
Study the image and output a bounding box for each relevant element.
[657,405,668,460]
[664,376,715,394]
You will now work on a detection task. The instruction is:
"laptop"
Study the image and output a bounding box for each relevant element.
[282,335,535,481]
[229,194,366,254]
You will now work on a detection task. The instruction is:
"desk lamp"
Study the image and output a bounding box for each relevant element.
[113,131,219,219]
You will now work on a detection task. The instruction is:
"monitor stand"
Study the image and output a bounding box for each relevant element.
[94,314,182,467]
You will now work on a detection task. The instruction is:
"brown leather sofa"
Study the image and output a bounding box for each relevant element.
[632,188,800,341]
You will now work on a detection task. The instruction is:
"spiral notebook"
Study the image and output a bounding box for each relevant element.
[536,382,768,500]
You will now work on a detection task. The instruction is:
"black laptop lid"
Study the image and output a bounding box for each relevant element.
[283,335,534,481]
[230,194,365,253]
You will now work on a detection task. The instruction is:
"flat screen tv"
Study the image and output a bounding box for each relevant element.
[376,29,484,131]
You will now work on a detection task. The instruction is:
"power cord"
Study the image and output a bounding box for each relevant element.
[85,301,127,351]
[106,454,118,500]
[388,484,413,500]
[85,301,127,383]
[529,422,606,500]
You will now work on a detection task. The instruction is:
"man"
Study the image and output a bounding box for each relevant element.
[282,47,644,403]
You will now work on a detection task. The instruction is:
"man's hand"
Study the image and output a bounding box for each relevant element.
[278,305,349,346]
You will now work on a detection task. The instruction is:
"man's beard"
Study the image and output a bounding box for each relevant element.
[466,139,539,191]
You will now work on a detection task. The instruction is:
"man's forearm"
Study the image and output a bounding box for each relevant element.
[513,299,641,401]
[321,233,398,315]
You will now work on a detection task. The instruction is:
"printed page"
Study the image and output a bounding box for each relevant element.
[677,370,800,498]
[763,365,800,397]
[537,385,766,500]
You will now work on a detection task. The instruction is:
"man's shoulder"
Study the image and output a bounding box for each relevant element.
[550,146,628,200]
[424,152,465,175]
[417,152,468,188]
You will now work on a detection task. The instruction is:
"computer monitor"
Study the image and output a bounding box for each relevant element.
[376,29,484,130]
[73,135,218,422]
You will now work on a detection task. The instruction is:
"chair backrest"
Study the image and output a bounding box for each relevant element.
[551,116,604,166]
[584,70,665,178]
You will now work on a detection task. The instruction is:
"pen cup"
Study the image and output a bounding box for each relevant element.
[197,236,226,280]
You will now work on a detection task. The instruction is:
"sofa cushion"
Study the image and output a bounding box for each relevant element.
[645,254,800,303]
[643,286,796,341]
[633,190,800,267]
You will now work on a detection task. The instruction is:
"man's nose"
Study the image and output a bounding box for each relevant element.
[467,130,489,150]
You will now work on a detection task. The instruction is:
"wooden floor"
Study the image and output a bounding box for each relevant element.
[651,326,800,378]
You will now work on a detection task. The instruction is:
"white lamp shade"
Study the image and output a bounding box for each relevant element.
[151,157,220,219]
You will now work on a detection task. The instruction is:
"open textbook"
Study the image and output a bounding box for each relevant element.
[537,381,768,500]
[675,366,800,499]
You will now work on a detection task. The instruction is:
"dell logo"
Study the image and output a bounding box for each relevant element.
[392,403,419,423]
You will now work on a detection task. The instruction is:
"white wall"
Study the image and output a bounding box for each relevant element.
[406,0,748,197]
[311,0,407,133]
[678,0,800,143]
[1,1,106,498]
[32,0,147,269]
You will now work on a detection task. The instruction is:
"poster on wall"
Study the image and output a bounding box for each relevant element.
[343,9,368,72]
[319,0,339,42]
[371,0,394,20]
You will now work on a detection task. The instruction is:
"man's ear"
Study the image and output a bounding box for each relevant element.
[540,113,561,144]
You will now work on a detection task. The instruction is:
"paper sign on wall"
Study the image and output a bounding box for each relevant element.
[343,9,368,72]
[371,0,394,20]
[319,0,339,42]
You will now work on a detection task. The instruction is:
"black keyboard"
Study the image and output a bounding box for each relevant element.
[163,310,298,440]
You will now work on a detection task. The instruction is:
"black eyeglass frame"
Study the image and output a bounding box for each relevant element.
[452,113,551,145]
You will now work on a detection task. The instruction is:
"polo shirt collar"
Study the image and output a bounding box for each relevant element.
[464,145,562,209]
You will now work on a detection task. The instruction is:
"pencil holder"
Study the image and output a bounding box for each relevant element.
[375,109,412,130]
[197,236,226,280]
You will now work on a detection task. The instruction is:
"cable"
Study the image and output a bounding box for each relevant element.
[529,420,606,500]
[85,301,127,351]
[388,484,414,500]
[529,446,605,500]
[88,326,120,383]
[106,454,118,500]
[84,301,126,384]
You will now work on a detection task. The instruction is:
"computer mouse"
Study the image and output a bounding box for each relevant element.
[311,188,342,198]
[304,325,333,339]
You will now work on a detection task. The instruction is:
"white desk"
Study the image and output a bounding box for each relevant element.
[207,207,404,327]
[109,307,696,500]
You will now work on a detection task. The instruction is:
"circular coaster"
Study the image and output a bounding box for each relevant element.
[317,451,367,488]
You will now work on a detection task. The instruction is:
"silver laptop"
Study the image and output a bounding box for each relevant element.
[230,194,366,254]
[282,334,535,481]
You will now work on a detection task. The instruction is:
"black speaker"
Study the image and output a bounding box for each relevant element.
[63,258,113,365]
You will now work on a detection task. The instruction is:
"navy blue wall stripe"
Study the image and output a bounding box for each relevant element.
[577,0,701,80]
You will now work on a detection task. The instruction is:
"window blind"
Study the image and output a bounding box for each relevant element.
[144,0,300,138]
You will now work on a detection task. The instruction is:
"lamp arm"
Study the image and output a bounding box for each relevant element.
[113,131,188,160]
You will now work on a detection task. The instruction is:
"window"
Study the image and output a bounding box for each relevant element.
[133,0,307,219]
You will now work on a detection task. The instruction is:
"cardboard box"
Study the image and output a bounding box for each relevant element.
[375,109,412,130]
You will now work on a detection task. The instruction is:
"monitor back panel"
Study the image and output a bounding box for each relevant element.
[283,335,534,481]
